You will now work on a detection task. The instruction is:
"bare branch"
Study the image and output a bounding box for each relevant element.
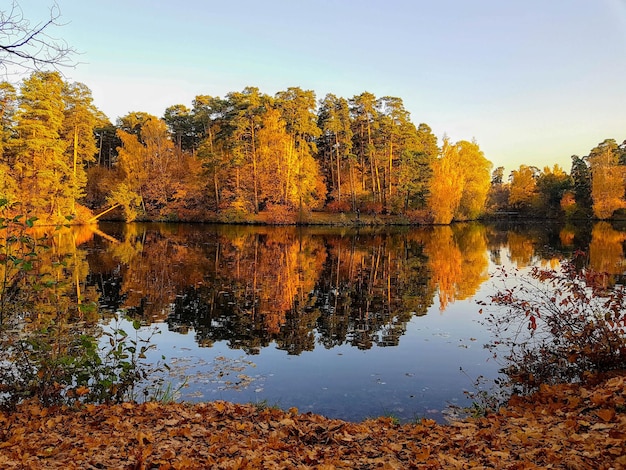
[0,1,77,76]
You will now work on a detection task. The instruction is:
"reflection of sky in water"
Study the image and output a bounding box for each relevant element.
[134,282,501,423]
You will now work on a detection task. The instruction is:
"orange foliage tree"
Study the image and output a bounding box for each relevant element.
[110,113,202,220]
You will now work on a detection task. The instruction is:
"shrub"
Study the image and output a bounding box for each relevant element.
[259,203,296,225]
[362,201,383,215]
[326,200,351,213]
[0,201,171,409]
[0,316,167,409]
[403,209,432,224]
[481,252,626,391]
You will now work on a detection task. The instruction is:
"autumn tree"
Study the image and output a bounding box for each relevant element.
[0,81,17,202]
[0,72,102,221]
[255,106,291,206]
[508,165,539,212]
[428,138,464,224]
[221,87,267,213]
[61,81,98,212]
[274,87,325,212]
[455,140,492,220]
[587,138,626,219]
[13,71,69,219]
[112,113,182,220]
[535,164,572,217]
[428,138,491,223]
[117,111,154,139]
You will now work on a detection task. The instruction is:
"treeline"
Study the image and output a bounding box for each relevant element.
[489,138,626,220]
[0,71,624,224]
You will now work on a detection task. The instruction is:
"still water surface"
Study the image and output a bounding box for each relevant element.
[76,220,622,422]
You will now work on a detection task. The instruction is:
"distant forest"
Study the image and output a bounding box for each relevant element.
[1,71,624,225]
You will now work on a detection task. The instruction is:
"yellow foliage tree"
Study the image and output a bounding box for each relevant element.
[13,71,68,219]
[456,140,492,220]
[113,114,183,219]
[588,139,626,219]
[428,139,464,224]
[509,165,539,210]
[256,107,291,206]
[428,138,491,223]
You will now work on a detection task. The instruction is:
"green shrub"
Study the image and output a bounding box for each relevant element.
[0,309,169,409]
[0,200,171,409]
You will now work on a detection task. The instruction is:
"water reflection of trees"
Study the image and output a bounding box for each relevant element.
[589,222,626,274]
[314,232,435,350]
[587,222,626,287]
[166,228,436,354]
[484,222,590,269]
[87,225,492,353]
[425,224,489,310]
[78,221,626,354]
[0,225,102,348]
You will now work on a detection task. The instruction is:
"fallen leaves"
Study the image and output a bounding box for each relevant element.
[0,373,624,469]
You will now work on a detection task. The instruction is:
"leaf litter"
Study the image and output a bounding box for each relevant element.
[0,372,624,469]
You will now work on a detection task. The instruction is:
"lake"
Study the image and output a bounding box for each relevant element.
[59,220,626,422]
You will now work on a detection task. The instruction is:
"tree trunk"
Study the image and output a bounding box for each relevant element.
[251,117,259,213]
[335,133,341,202]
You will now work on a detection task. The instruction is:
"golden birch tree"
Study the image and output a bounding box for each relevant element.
[428,138,464,224]
[588,139,626,219]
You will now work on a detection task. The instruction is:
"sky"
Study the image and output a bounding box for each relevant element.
[11,0,626,174]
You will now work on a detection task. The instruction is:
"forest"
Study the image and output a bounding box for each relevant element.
[1,71,625,225]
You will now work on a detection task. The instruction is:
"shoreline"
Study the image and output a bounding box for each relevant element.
[1,372,624,468]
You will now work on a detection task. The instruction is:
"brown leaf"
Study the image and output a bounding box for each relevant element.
[595,408,616,422]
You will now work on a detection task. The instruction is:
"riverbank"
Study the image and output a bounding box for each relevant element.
[1,373,624,469]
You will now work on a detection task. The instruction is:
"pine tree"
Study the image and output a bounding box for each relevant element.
[14,71,68,219]
[317,94,353,207]
[62,81,98,211]
[0,82,17,203]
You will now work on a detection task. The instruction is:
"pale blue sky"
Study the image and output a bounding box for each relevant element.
[13,0,626,173]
